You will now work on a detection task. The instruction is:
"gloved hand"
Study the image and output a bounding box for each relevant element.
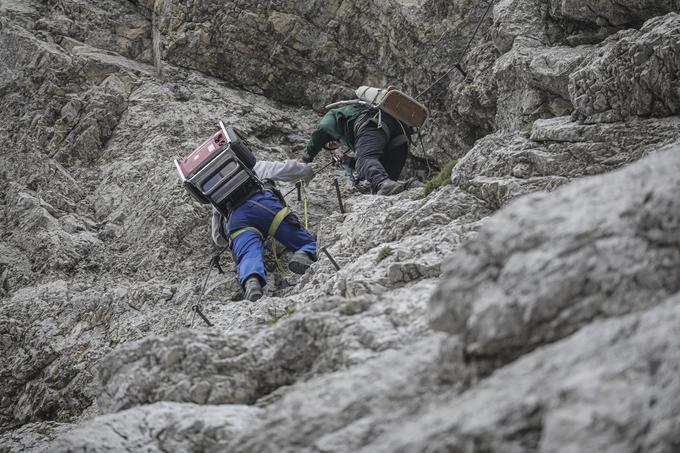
[301,163,315,184]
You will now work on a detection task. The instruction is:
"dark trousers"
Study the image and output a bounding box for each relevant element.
[354,114,408,193]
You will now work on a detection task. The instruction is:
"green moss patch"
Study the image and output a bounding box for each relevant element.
[422,159,457,197]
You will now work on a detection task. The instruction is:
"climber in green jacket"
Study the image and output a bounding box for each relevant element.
[302,104,414,196]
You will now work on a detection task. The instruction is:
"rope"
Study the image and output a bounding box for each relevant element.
[283,149,354,200]
[418,129,432,179]
[302,181,309,229]
[184,251,225,328]
[272,240,291,276]
[415,0,495,100]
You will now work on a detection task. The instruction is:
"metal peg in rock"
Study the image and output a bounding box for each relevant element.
[192,305,214,327]
[333,178,345,214]
[321,246,341,271]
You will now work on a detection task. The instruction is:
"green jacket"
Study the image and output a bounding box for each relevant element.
[302,104,372,163]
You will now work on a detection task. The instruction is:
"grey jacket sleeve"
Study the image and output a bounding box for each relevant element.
[253,160,314,184]
[211,207,228,247]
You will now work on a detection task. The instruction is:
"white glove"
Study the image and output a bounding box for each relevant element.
[301,163,314,184]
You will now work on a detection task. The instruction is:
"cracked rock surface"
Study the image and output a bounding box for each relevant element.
[570,13,680,123]
[1,0,680,452]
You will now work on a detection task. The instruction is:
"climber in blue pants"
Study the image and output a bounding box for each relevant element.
[211,159,317,301]
[228,191,317,288]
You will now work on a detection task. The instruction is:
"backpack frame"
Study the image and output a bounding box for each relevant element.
[175,121,262,218]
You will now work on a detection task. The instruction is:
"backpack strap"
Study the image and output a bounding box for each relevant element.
[262,179,287,206]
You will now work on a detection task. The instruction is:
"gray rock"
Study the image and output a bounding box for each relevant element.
[149,0,504,162]
[94,277,441,414]
[433,143,680,363]
[0,421,71,453]
[570,13,680,123]
[452,115,680,207]
[49,402,262,453]
[494,39,590,131]
[0,11,329,428]
[367,294,680,452]
[192,293,680,453]
[492,0,549,53]
[3,0,680,451]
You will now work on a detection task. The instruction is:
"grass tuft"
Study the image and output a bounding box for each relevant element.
[266,303,296,326]
[422,159,457,197]
[377,246,394,263]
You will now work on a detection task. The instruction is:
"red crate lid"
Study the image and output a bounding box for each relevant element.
[177,129,227,179]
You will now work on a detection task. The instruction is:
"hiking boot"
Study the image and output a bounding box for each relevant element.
[402,177,423,190]
[243,276,263,302]
[376,179,405,196]
[288,250,315,275]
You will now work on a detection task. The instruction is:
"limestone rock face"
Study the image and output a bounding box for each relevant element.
[493,41,590,131]
[570,13,680,123]
[364,295,680,453]
[550,0,680,27]
[452,115,680,207]
[2,0,680,452]
[492,0,550,53]
[150,0,502,162]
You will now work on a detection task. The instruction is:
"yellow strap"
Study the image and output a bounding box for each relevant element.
[228,227,263,247]
[267,206,290,238]
[230,206,295,276]
[230,227,263,241]
[271,240,291,276]
[301,182,309,229]
[229,204,289,246]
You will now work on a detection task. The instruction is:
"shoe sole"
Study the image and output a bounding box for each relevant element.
[246,290,263,302]
[378,186,404,196]
[288,260,311,275]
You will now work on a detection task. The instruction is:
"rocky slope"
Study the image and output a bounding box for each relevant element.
[1,0,679,452]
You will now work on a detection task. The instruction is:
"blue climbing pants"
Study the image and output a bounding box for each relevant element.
[228,192,317,287]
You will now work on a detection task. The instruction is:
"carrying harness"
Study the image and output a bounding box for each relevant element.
[228,206,291,276]
[226,181,310,276]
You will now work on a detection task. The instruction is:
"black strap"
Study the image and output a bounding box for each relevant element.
[218,214,230,244]
[262,179,287,206]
